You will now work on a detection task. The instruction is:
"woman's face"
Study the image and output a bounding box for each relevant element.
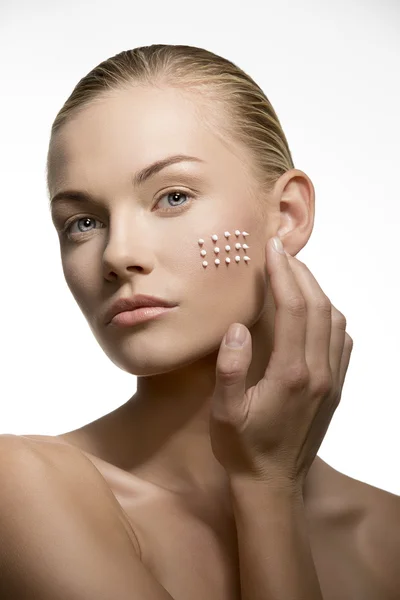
[49,85,273,376]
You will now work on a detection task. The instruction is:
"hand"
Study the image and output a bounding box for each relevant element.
[209,236,353,490]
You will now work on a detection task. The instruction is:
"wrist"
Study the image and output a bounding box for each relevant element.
[228,474,303,502]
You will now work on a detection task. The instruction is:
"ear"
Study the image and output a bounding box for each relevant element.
[267,168,316,257]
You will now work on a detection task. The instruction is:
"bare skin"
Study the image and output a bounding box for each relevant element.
[15,428,400,600]
[4,84,398,598]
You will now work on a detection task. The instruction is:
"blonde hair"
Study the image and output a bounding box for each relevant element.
[47,44,295,211]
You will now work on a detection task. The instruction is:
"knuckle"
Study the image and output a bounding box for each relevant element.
[314,295,332,316]
[311,372,333,396]
[345,332,354,349]
[218,371,241,388]
[331,306,347,329]
[333,391,342,406]
[217,359,243,385]
[285,362,309,387]
[286,295,307,317]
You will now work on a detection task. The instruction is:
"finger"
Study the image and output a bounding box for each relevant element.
[265,238,307,378]
[285,254,332,378]
[338,333,353,390]
[328,305,348,388]
[212,323,253,426]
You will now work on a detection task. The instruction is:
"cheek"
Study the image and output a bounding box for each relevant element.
[181,227,266,310]
[61,252,100,316]
[198,229,251,269]
[195,228,260,282]
[167,228,255,275]
[182,227,267,334]
[163,228,253,272]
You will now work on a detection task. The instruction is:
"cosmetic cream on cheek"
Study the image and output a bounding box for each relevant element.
[198,230,250,267]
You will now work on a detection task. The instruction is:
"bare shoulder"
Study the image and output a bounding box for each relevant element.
[0,433,40,476]
[0,433,101,492]
[0,433,142,558]
[0,433,176,599]
[0,432,32,453]
[344,470,400,598]
[0,432,109,513]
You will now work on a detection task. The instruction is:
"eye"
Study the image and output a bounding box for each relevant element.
[63,216,103,237]
[156,189,193,211]
[62,188,194,239]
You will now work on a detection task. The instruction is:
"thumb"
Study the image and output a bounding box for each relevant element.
[212,323,252,424]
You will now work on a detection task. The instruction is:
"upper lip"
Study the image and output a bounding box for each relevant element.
[105,294,178,324]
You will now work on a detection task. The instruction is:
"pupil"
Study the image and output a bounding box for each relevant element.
[170,192,182,203]
[79,218,92,231]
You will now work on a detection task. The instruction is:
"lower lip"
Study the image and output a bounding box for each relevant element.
[109,306,176,327]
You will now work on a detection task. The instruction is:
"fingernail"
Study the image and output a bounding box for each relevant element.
[272,236,285,254]
[225,324,247,347]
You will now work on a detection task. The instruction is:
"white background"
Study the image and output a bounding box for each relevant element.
[1,0,399,495]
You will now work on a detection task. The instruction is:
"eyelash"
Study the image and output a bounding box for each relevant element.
[61,189,194,239]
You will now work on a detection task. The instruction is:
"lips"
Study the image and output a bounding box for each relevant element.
[104,294,178,325]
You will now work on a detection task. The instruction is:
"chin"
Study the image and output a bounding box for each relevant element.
[95,334,221,377]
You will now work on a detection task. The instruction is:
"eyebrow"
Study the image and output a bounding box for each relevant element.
[50,154,206,207]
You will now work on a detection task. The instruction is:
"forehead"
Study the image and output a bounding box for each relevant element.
[49,86,250,196]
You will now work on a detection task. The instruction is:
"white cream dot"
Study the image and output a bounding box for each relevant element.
[214,247,220,254]
[235,229,241,236]
[235,243,241,250]
[211,234,218,241]
[242,231,249,237]
[202,261,208,267]
[200,249,207,256]
[215,258,220,265]
[224,231,230,238]
[244,256,250,262]
[198,239,204,245]
[225,257,231,264]
[243,243,249,249]
[225,245,230,251]
[235,256,240,262]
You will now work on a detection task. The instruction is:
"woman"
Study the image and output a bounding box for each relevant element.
[1,44,399,600]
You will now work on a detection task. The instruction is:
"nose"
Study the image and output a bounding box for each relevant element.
[102,237,154,281]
